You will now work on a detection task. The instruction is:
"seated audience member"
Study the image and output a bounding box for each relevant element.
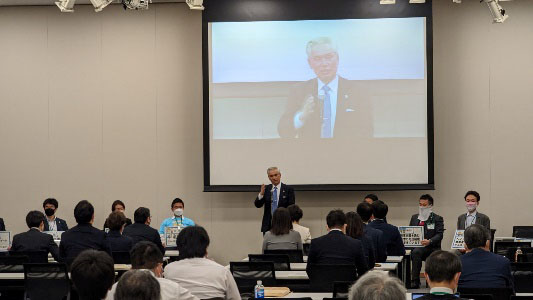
[356,202,387,262]
[70,250,115,300]
[263,207,302,252]
[59,200,110,264]
[123,207,165,255]
[159,198,195,235]
[346,211,375,268]
[459,224,514,290]
[417,250,468,300]
[105,211,133,252]
[409,194,444,289]
[306,209,368,277]
[288,204,311,244]
[367,201,405,256]
[348,270,406,300]
[106,241,197,300]
[103,200,132,230]
[10,210,60,261]
[115,269,161,300]
[164,226,240,300]
[43,197,68,232]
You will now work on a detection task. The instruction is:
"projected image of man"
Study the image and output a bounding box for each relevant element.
[278,37,372,139]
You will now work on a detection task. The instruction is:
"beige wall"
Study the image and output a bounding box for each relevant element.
[0,1,532,264]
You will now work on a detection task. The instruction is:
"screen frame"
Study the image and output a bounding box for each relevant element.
[202,0,434,192]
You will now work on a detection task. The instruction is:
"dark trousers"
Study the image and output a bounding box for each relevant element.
[411,246,438,283]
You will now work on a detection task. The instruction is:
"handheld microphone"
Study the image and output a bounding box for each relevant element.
[317,89,325,119]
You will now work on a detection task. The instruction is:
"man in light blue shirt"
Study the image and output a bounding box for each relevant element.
[159,198,195,235]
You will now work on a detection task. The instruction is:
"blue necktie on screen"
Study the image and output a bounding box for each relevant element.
[271,186,278,214]
[321,85,332,138]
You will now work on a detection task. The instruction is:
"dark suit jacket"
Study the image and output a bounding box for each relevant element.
[459,248,514,290]
[106,230,134,252]
[357,235,375,269]
[367,219,405,256]
[417,294,468,300]
[457,212,490,230]
[306,230,368,277]
[0,218,4,231]
[254,183,295,233]
[363,224,387,263]
[409,213,445,249]
[278,77,373,139]
[59,223,111,264]
[122,222,165,255]
[11,228,60,261]
[43,217,69,232]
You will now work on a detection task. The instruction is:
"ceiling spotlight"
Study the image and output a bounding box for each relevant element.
[90,0,113,12]
[483,0,508,23]
[186,0,204,10]
[122,0,151,10]
[55,0,75,12]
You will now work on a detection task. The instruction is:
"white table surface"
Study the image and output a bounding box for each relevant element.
[165,250,180,256]
[285,292,411,300]
[275,271,308,280]
[386,256,404,263]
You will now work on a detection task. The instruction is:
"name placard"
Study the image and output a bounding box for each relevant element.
[451,230,465,249]
[44,231,64,240]
[399,226,424,247]
[0,231,11,250]
[165,226,182,247]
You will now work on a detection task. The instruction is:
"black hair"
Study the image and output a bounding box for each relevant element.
[26,210,46,228]
[70,250,115,300]
[74,200,94,224]
[364,194,379,202]
[419,194,434,205]
[371,201,389,219]
[112,200,126,212]
[176,226,210,259]
[115,269,160,300]
[345,212,364,239]
[464,224,490,249]
[43,198,59,209]
[171,198,184,208]
[425,250,462,283]
[356,202,373,222]
[464,191,480,202]
[326,209,346,229]
[287,204,303,222]
[130,241,163,270]
[270,207,293,236]
[107,212,126,231]
[133,207,150,224]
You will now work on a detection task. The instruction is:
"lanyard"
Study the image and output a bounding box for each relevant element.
[465,214,476,228]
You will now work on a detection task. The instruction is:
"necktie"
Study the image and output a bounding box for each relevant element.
[321,85,332,138]
[271,186,278,214]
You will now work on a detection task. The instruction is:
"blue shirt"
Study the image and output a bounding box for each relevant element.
[159,216,195,234]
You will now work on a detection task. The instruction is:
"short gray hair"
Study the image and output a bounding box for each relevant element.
[348,271,406,300]
[267,167,280,174]
[306,37,337,56]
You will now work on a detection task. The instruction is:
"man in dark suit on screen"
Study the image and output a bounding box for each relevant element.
[306,209,368,277]
[278,37,372,139]
[10,210,60,261]
[254,167,295,234]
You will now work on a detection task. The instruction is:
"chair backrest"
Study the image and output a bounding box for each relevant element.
[513,226,533,238]
[457,287,513,300]
[112,251,131,264]
[0,255,29,273]
[230,261,276,295]
[494,241,531,259]
[511,296,533,300]
[307,264,357,292]
[264,249,304,263]
[303,243,311,256]
[510,262,533,293]
[248,254,291,271]
[24,263,70,300]
[333,281,351,298]
[460,294,494,300]
[9,250,48,263]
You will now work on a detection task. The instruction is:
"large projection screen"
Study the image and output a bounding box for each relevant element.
[203,0,434,191]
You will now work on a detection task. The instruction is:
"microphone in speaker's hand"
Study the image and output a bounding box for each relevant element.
[299,94,317,123]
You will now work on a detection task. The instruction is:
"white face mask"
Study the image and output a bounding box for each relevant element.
[466,202,477,213]
[418,206,433,221]
[173,208,183,217]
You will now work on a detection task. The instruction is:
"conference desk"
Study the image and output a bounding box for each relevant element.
[275,263,398,280]
[0,264,131,280]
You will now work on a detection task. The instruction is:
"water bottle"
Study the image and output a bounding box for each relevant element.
[515,247,523,262]
[254,280,264,299]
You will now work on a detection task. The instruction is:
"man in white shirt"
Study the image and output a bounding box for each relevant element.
[105,241,198,300]
[164,226,240,300]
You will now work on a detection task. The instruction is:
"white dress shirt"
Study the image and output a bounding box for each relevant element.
[47,216,57,231]
[257,183,281,201]
[465,211,477,228]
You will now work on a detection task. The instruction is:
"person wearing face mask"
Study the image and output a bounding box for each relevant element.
[408,194,445,289]
[42,198,69,232]
[457,191,490,231]
[159,198,195,235]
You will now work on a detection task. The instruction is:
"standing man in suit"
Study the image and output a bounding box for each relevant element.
[59,200,110,264]
[356,202,387,262]
[368,201,405,256]
[306,209,368,277]
[254,167,295,234]
[123,207,165,255]
[10,210,60,261]
[43,198,69,232]
[278,37,372,139]
[409,194,445,289]
[0,218,5,231]
[457,191,490,230]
